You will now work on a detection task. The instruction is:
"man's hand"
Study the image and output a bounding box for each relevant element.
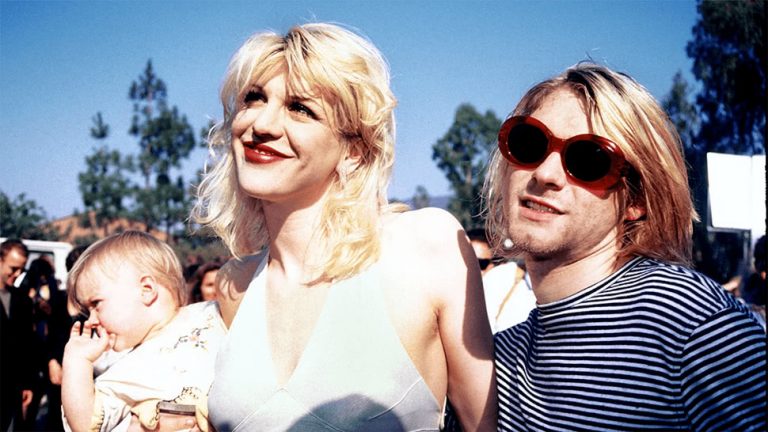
[49,358,64,385]
[21,389,33,419]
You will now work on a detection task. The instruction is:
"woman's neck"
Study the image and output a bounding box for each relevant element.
[262,197,327,280]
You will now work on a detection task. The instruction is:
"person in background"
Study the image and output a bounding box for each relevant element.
[0,239,34,431]
[183,255,204,294]
[484,62,766,430]
[468,229,534,333]
[39,245,90,432]
[18,256,66,430]
[467,228,498,276]
[741,234,766,329]
[61,231,225,432]
[188,262,222,304]
[192,22,496,431]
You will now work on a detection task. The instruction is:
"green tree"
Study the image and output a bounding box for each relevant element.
[78,113,135,237]
[128,60,196,239]
[0,191,60,240]
[682,0,766,282]
[662,72,706,215]
[174,122,226,258]
[686,0,766,155]
[432,104,501,230]
[199,119,216,148]
[662,72,730,281]
[663,72,699,151]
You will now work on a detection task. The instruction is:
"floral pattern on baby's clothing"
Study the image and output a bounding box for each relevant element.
[166,306,221,352]
[172,324,210,350]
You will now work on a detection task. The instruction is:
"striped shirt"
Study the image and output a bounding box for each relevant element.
[495,257,766,431]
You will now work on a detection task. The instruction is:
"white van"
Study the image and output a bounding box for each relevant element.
[0,237,73,289]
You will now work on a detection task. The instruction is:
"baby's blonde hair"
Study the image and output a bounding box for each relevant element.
[67,231,185,314]
[192,23,406,282]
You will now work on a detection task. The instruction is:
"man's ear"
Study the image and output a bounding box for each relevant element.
[625,204,646,221]
[139,275,159,306]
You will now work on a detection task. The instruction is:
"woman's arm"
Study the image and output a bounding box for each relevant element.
[389,208,498,431]
[432,212,497,430]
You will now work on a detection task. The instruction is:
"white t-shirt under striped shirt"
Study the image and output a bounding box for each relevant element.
[495,257,766,431]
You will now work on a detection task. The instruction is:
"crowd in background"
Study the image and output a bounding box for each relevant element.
[0,238,227,431]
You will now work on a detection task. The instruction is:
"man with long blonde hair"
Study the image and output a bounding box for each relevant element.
[485,63,766,431]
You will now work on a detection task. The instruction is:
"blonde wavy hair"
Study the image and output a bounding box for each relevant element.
[67,231,186,314]
[484,62,697,266]
[191,23,405,282]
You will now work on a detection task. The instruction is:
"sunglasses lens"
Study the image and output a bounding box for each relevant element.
[564,140,612,182]
[507,123,548,165]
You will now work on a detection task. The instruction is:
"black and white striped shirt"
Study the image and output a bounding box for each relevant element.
[495,257,766,431]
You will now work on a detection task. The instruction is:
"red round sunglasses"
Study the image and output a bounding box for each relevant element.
[498,116,632,189]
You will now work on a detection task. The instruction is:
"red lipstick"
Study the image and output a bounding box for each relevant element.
[243,143,289,164]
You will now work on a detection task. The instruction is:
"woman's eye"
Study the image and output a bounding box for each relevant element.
[289,101,316,119]
[243,90,265,104]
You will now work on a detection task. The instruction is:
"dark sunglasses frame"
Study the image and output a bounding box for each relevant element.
[498,116,631,189]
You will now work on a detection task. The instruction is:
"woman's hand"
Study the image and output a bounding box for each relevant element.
[127,413,202,432]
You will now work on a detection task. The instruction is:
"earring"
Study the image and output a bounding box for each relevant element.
[503,238,514,250]
[337,164,349,186]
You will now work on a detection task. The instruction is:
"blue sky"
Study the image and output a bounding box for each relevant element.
[0,0,699,220]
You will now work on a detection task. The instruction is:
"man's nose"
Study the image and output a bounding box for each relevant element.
[532,152,568,189]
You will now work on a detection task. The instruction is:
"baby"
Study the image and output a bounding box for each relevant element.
[61,231,225,432]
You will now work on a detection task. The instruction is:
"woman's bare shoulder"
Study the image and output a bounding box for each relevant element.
[380,207,472,289]
[383,207,466,251]
[384,206,462,232]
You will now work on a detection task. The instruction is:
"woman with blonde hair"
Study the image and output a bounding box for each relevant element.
[193,22,496,431]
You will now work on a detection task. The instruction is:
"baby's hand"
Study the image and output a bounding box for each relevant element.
[64,320,115,363]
